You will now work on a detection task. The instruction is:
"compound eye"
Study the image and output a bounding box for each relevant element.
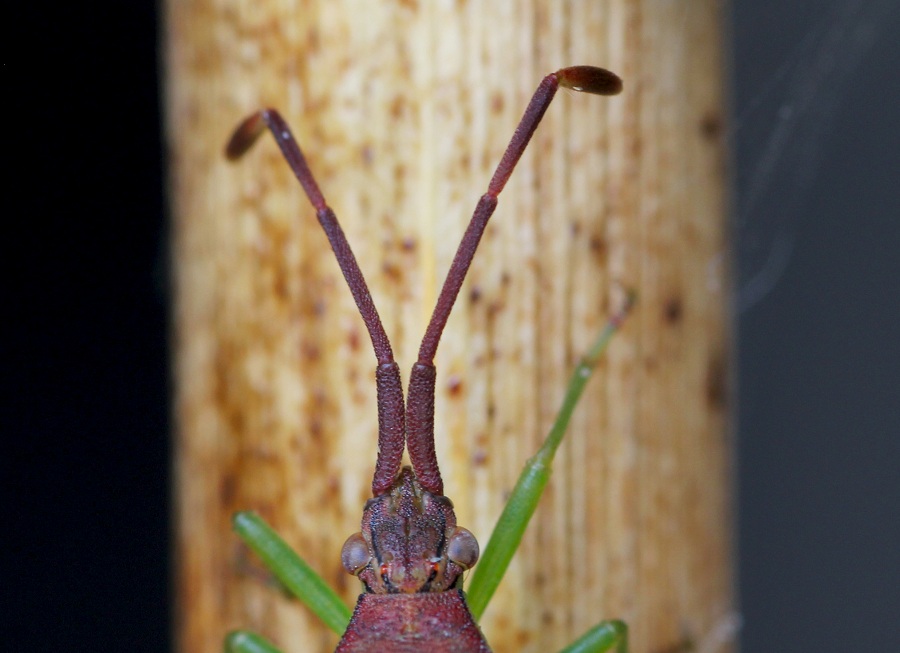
[447,527,479,570]
[341,532,371,575]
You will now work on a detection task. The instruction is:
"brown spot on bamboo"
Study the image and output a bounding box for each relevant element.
[663,297,683,324]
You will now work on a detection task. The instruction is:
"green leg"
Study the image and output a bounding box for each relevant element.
[232,512,353,635]
[465,294,635,622]
[226,630,286,653]
[557,620,628,653]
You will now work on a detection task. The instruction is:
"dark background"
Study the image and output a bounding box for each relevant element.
[6,2,899,651]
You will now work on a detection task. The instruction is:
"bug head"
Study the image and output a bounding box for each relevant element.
[339,467,479,594]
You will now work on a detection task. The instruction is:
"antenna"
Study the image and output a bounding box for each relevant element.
[225,66,622,496]
[227,111,405,495]
[407,66,623,494]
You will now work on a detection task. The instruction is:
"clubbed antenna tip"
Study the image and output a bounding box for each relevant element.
[225,111,268,160]
[556,66,623,96]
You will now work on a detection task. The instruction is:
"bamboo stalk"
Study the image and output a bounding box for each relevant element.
[164,2,733,652]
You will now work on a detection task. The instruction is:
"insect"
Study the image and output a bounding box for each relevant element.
[223,65,629,653]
